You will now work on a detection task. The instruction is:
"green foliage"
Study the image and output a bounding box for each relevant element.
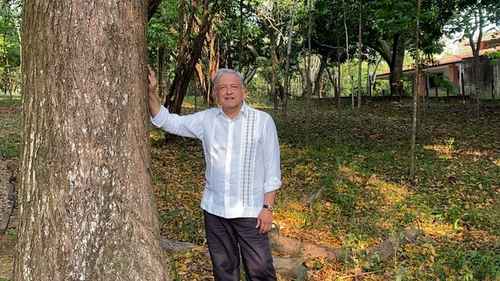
[436,248,499,280]
[311,0,455,65]
[147,0,180,64]
[485,50,500,60]
[0,1,21,95]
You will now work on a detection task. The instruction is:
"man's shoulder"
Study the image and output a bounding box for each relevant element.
[247,105,273,121]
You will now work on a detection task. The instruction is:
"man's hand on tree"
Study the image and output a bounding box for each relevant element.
[147,66,161,117]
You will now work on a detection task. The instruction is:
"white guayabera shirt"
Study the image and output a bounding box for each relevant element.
[151,102,281,219]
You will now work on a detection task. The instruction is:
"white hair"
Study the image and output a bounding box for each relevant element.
[212,68,246,88]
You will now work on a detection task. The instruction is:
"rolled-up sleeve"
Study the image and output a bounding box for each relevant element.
[262,115,282,193]
[150,105,205,139]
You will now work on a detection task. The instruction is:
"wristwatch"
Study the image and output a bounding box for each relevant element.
[263,204,274,212]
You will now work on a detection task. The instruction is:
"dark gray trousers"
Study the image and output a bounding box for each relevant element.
[204,211,277,281]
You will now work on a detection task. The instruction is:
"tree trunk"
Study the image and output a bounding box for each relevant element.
[357,0,362,108]
[343,0,353,108]
[313,59,326,98]
[305,0,313,106]
[195,29,218,106]
[473,8,483,117]
[165,0,212,114]
[410,0,421,181]
[283,0,296,117]
[271,33,279,111]
[157,46,166,101]
[326,66,340,105]
[367,62,371,97]
[389,34,405,99]
[17,2,167,281]
[337,61,342,107]
[368,56,382,97]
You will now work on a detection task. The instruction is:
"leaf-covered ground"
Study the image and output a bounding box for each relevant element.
[0,96,498,280]
[151,99,499,280]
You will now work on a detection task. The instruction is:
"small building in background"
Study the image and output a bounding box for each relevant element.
[378,31,500,100]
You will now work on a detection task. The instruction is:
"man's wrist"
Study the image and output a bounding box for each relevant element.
[263,204,274,212]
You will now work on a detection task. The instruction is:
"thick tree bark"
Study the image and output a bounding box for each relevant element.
[17,2,167,281]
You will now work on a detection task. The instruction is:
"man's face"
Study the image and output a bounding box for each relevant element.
[214,73,246,111]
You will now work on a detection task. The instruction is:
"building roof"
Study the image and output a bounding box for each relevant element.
[377,31,500,78]
[377,45,500,79]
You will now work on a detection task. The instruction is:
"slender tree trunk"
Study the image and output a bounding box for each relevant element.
[410,0,421,181]
[195,63,207,101]
[306,0,313,107]
[337,60,342,107]
[283,0,296,117]
[205,30,218,105]
[343,0,353,108]
[470,7,483,117]
[313,58,326,98]
[238,0,244,70]
[369,56,382,96]
[357,0,362,108]
[326,66,336,99]
[423,72,428,115]
[157,46,165,101]
[17,2,167,281]
[367,62,374,97]
[271,33,279,111]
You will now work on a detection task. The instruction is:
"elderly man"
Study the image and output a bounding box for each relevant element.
[148,68,281,281]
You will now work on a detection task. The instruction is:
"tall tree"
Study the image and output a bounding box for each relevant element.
[343,0,354,107]
[357,0,363,108]
[411,0,421,181]
[148,0,180,102]
[256,0,303,110]
[446,0,500,114]
[17,2,167,280]
[283,0,297,116]
[165,0,214,114]
[313,0,456,97]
